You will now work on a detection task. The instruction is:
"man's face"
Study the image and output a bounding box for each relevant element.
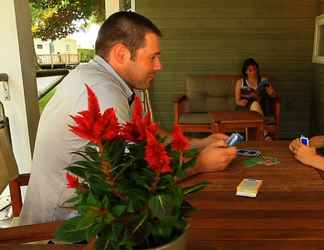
[124,33,162,90]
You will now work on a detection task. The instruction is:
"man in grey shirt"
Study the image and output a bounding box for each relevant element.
[20,11,236,225]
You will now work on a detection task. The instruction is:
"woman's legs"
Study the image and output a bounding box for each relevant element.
[250,101,271,140]
[250,101,264,115]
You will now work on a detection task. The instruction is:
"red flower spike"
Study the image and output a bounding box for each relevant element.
[145,130,172,174]
[66,173,79,188]
[121,98,158,142]
[69,85,121,144]
[132,96,143,123]
[85,85,101,121]
[171,124,190,152]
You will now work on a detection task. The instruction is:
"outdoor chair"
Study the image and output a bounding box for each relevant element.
[0,107,81,248]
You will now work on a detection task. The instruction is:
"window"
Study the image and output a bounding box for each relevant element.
[65,44,70,52]
[36,44,43,49]
[313,14,324,64]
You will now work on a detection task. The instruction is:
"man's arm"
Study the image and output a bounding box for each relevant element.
[157,127,229,149]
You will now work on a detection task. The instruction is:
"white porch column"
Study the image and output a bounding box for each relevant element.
[106,0,123,18]
[0,0,40,173]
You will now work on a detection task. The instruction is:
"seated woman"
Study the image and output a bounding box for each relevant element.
[289,136,324,170]
[235,58,277,140]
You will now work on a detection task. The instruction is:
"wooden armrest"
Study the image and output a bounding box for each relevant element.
[14,173,30,187]
[173,95,187,103]
[9,174,31,217]
[0,221,64,244]
[174,95,188,124]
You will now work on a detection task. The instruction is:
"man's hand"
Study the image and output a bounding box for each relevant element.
[289,138,317,166]
[196,143,237,172]
[190,133,229,149]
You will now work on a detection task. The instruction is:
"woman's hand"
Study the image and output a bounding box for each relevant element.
[238,99,248,107]
[289,138,317,166]
[310,136,324,148]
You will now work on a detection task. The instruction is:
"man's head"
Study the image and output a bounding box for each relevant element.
[95,11,162,90]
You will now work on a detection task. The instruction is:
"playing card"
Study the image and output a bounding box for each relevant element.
[243,157,263,168]
[262,156,280,166]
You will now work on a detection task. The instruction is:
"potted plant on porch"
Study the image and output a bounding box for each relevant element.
[55,85,207,250]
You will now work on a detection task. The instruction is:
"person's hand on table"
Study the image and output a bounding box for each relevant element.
[289,138,317,166]
[190,133,229,149]
[196,142,237,173]
[310,136,324,148]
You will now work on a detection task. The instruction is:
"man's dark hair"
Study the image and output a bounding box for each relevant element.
[241,58,261,83]
[95,11,162,60]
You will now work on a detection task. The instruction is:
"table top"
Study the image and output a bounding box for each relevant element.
[184,141,324,249]
[209,111,263,123]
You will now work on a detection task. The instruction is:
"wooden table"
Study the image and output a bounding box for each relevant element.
[209,111,264,140]
[184,141,324,250]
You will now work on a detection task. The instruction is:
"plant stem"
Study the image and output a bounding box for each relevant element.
[98,143,128,202]
[149,171,160,193]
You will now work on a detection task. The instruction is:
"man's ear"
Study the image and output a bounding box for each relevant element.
[109,43,131,65]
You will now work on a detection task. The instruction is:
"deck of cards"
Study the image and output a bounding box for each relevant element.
[236,178,263,198]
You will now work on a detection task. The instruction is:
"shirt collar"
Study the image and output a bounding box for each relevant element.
[92,55,134,102]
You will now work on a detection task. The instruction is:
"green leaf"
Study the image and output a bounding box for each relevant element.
[111,205,127,218]
[148,194,175,219]
[183,182,208,196]
[86,192,101,207]
[85,146,100,161]
[132,213,148,235]
[85,223,105,242]
[151,224,173,242]
[104,212,115,224]
[182,157,197,170]
[65,166,87,179]
[55,216,87,243]
[183,148,199,158]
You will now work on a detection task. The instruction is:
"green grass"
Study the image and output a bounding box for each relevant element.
[39,88,56,113]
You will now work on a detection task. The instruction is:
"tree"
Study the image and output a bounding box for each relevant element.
[30,0,106,41]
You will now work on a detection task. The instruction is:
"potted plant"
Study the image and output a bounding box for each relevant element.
[55,85,207,250]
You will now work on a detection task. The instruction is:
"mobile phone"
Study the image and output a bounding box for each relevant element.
[227,133,244,147]
[300,135,309,146]
[260,79,270,87]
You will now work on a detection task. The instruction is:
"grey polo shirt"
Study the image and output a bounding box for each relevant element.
[20,55,134,225]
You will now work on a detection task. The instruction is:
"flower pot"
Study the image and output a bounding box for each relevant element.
[144,229,188,250]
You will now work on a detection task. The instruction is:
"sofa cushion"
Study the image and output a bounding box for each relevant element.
[186,76,238,112]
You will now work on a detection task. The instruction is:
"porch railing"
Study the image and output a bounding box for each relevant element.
[37,54,80,66]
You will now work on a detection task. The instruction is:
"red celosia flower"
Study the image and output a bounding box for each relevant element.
[145,130,172,174]
[122,96,158,142]
[66,173,79,188]
[69,85,120,144]
[171,124,190,152]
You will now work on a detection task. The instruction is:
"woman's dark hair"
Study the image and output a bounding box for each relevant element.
[95,11,162,60]
[241,58,261,82]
